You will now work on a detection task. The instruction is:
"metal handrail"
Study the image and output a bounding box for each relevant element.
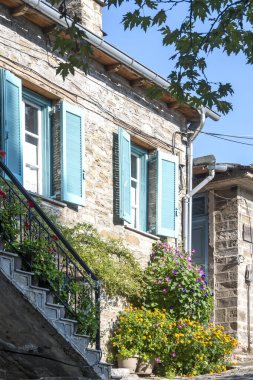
[0,160,101,349]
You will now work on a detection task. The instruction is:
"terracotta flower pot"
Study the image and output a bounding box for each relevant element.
[117,356,138,373]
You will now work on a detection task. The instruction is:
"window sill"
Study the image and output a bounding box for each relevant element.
[124,225,160,240]
[29,192,67,209]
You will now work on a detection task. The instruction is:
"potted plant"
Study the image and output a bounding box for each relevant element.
[111,307,171,373]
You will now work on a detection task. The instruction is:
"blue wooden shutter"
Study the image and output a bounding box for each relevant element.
[156,151,178,237]
[118,127,131,223]
[0,69,22,182]
[60,101,85,205]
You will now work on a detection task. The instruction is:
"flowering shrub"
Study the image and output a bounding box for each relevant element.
[144,242,213,322]
[111,308,238,376]
[111,307,172,361]
[157,319,238,377]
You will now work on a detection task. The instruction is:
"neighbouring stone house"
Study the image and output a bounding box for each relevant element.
[0,0,220,378]
[193,163,253,352]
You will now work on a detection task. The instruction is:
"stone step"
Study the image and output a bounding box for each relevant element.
[0,250,22,270]
[0,250,112,380]
[52,318,78,337]
[13,268,33,287]
[72,333,90,352]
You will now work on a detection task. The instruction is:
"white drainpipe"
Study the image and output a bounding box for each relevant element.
[183,107,220,254]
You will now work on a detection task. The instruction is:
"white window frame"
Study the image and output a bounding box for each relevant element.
[131,152,141,229]
[22,99,43,195]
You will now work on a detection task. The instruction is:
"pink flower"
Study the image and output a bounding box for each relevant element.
[172,352,176,357]
[178,284,182,288]
[155,358,161,363]
[162,288,167,293]
[166,277,170,282]
[187,265,191,270]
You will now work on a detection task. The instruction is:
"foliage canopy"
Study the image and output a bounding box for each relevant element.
[107,0,253,114]
[51,0,253,115]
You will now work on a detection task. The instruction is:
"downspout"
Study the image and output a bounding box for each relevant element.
[183,107,220,253]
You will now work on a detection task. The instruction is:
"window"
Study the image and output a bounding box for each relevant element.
[118,127,178,237]
[22,90,51,196]
[130,145,147,230]
[0,69,85,205]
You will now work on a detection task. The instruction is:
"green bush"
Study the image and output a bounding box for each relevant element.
[111,308,238,377]
[144,242,213,322]
[61,223,144,301]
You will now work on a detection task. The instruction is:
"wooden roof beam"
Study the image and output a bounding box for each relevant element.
[130,78,148,87]
[11,4,30,17]
[105,63,123,73]
[167,100,180,109]
[43,24,58,35]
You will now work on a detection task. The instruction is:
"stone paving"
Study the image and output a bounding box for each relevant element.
[173,364,253,379]
[113,362,253,380]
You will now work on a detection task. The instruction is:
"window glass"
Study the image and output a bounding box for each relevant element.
[23,101,41,194]
[131,154,137,179]
[25,104,38,135]
[192,195,206,217]
[131,153,139,228]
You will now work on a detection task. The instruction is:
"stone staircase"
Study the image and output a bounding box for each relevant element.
[0,250,111,380]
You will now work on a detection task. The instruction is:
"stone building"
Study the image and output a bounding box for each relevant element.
[0,0,216,377]
[193,163,253,352]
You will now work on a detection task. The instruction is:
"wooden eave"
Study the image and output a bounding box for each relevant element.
[0,0,200,123]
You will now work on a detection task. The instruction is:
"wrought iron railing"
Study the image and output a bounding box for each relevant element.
[0,160,101,350]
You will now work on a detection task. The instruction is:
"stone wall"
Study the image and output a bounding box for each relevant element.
[0,3,188,352]
[209,185,253,350]
[212,187,239,337]
[237,187,253,349]
[67,0,103,36]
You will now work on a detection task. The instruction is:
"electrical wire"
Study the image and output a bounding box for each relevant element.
[201,131,253,139]
[200,132,253,147]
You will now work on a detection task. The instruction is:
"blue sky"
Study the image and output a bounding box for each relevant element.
[103,5,253,165]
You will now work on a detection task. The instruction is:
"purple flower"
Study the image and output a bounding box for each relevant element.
[172,352,176,358]
[178,325,182,329]
[172,270,177,275]
[197,278,201,282]
[155,358,161,363]
[192,249,196,254]
[198,268,205,276]
[182,289,187,293]
[190,289,194,293]
[186,256,192,262]
[205,293,209,297]
[162,288,167,293]
[187,265,191,270]
[170,306,174,310]
[204,281,208,285]
[200,285,204,289]
[201,274,206,279]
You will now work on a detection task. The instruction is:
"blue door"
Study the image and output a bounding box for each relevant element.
[192,194,208,275]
